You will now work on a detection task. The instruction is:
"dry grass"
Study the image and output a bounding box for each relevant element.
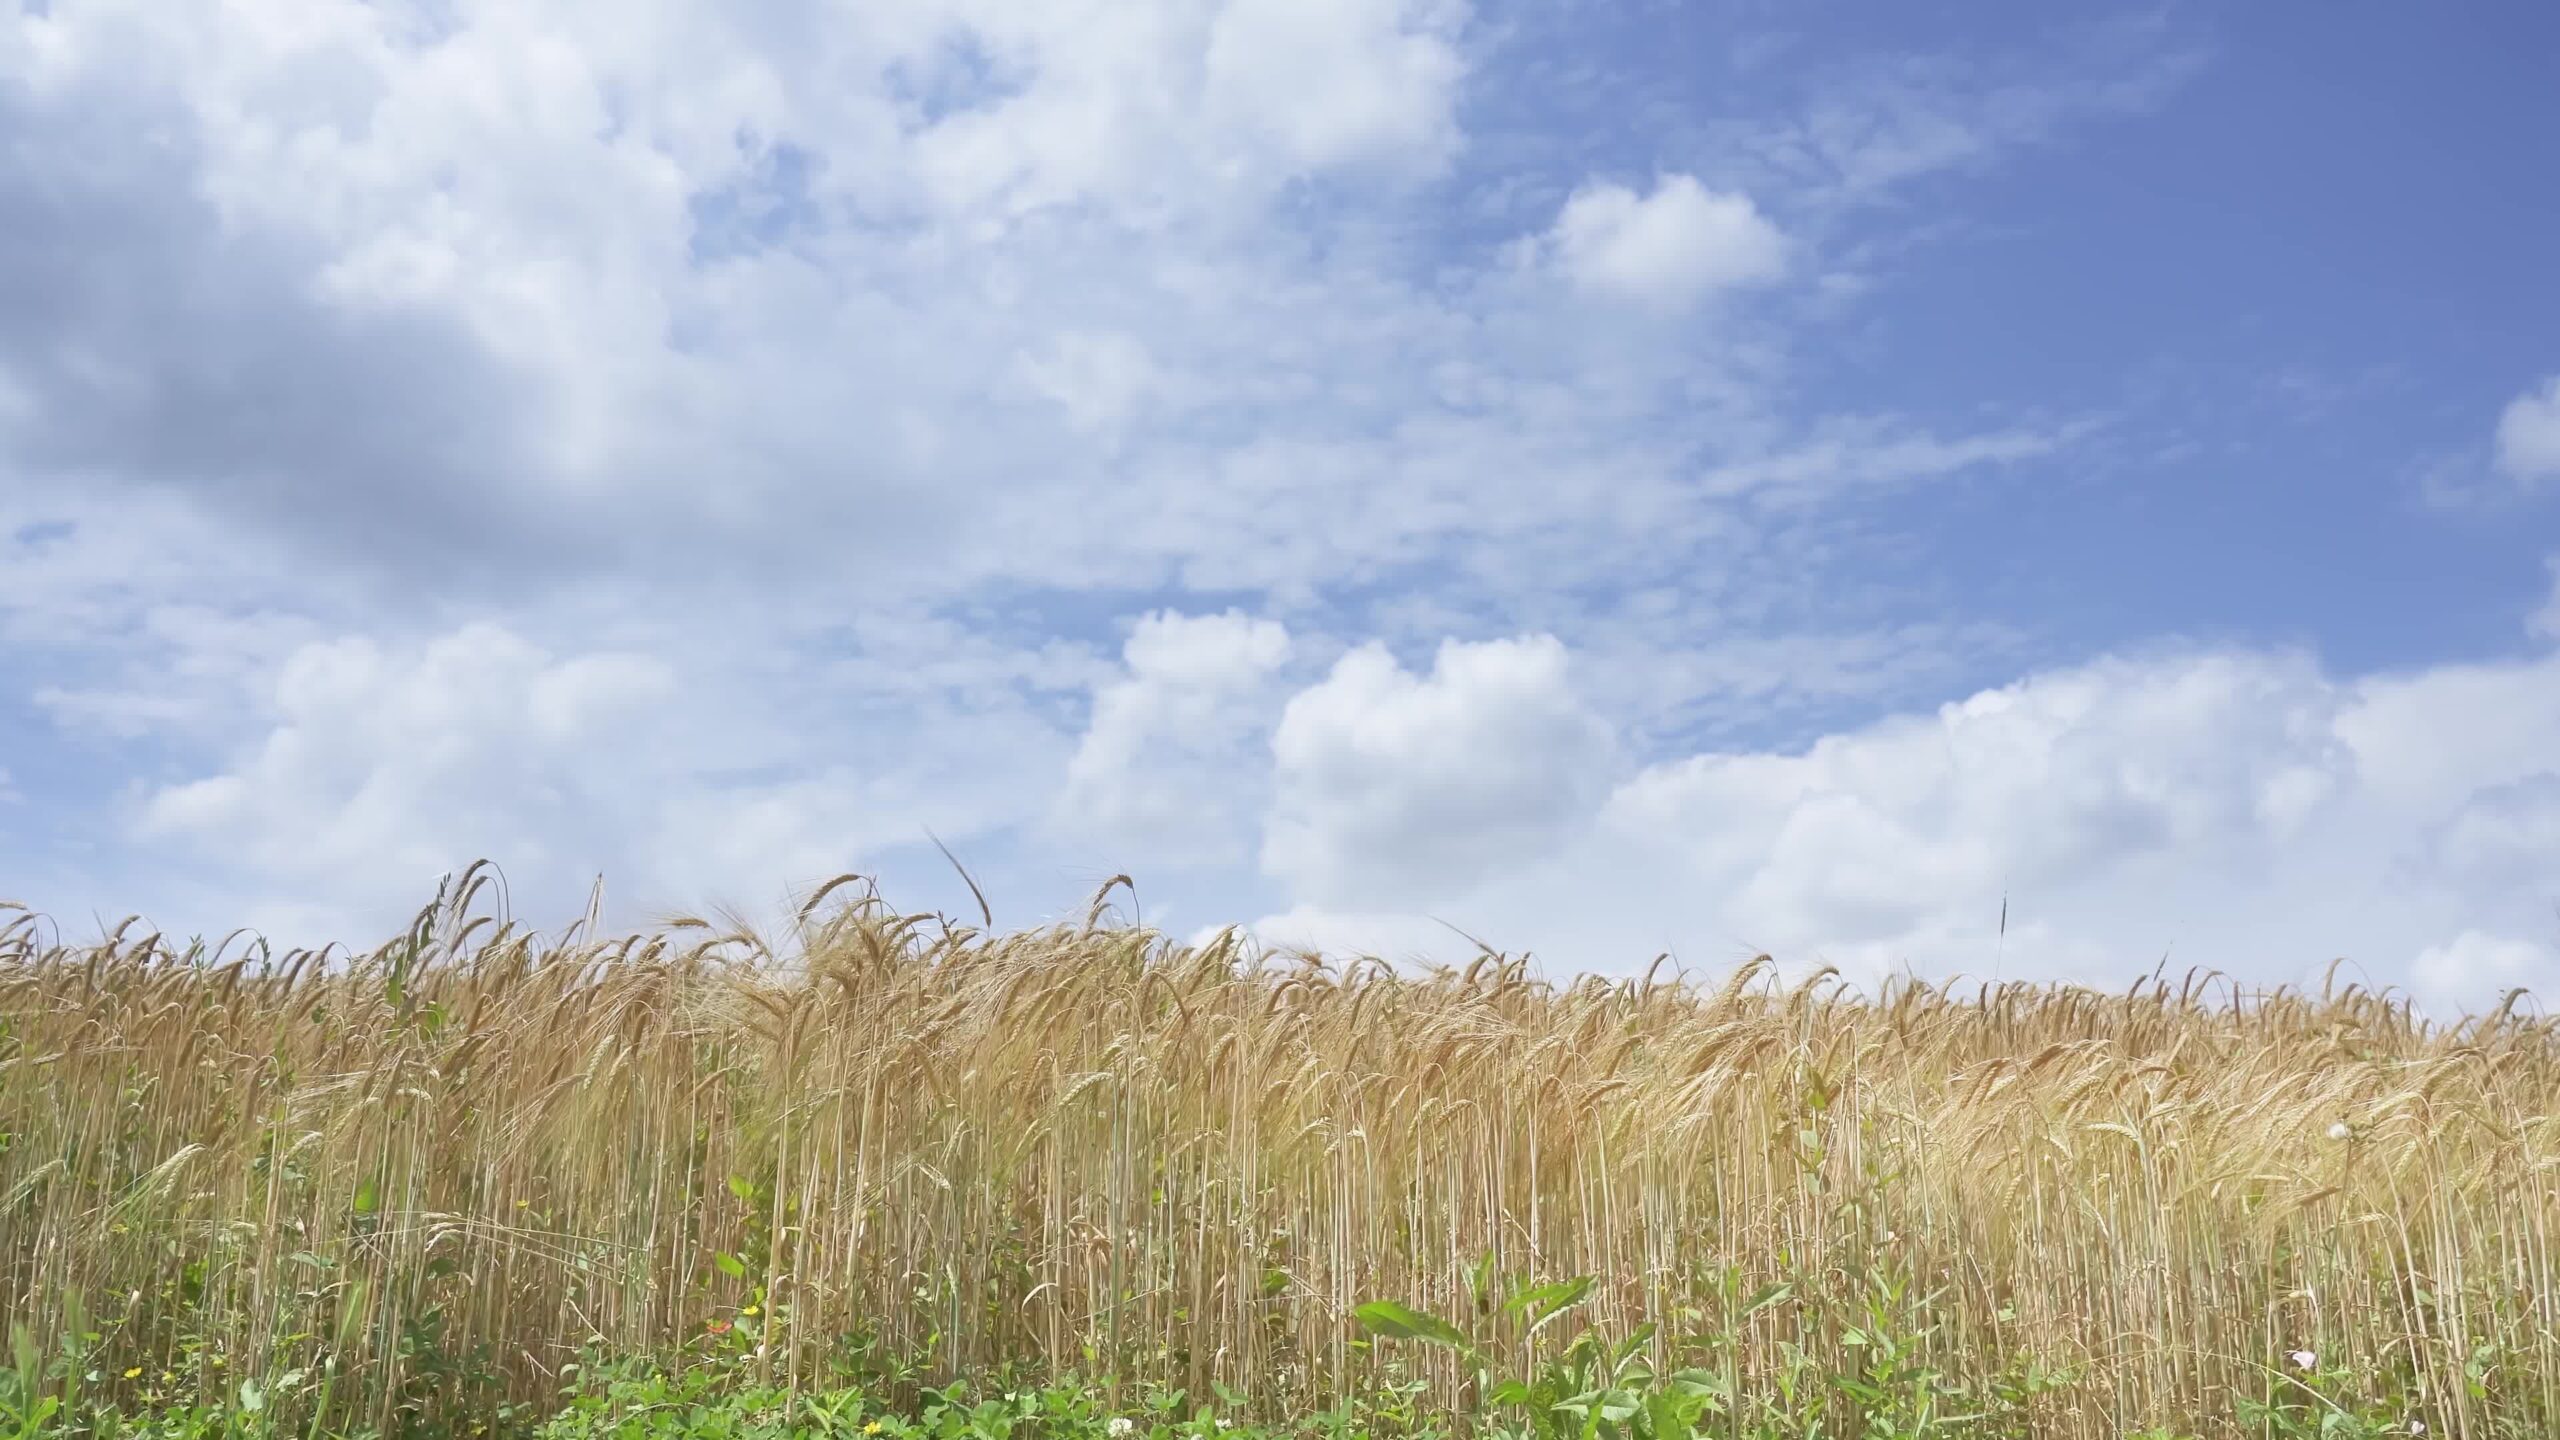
[2,866,2555,1436]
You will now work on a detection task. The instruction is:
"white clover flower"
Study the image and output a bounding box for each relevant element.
[1109,1419,1136,1438]
[2326,1121,2352,1141]
[2289,1349,2317,1371]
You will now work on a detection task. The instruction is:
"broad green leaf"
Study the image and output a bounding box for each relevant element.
[352,1179,378,1215]
[713,1252,748,1280]
[1611,1322,1656,1364]
[1741,1282,1792,1319]
[1503,1275,1595,1321]
[1352,1300,1469,1349]
[1665,1368,1726,1394]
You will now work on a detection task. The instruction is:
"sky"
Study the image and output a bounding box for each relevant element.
[3,0,2558,1013]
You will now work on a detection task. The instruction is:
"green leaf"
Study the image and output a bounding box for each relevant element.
[353,1179,379,1215]
[238,1378,266,1414]
[727,1175,759,1205]
[713,1252,748,1280]
[1353,1301,1470,1350]
[1503,1276,1596,1324]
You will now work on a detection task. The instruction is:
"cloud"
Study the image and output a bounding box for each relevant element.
[132,625,680,899]
[1263,635,1615,907]
[910,0,1464,217]
[1244,641,2560,1014]
[1056,610,1292,865]
[1202,0,1465,176]
[1701,20,2205,212]
[2497,376,2560,486]
[118,618,1083,943]
[1224,904,1464,969]
[2535,558,2560,644]
[0,0,1484,596]
[2412,931,2554,1018]
[1546,174,1786,306]
[1696,419,2065,508]
[1015,331,1160,437]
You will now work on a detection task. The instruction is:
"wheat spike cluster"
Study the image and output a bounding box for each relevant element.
[2,865,2554,1436]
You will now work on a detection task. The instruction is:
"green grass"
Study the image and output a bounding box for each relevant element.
[0,1262,2480,1440]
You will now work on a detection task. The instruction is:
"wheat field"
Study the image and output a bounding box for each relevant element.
[2,866,2554,1437]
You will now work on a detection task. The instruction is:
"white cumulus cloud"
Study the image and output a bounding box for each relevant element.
[1263,635,1616,907]
[1244,641,2560,1016]
[1547,174,1786,306]
[2413,931,2554,1018]
[120,618,1076,944]
[134,625,677,912]
[1202,0,1465,176]
[2497,376,2560,486]
[1056,610,1293,866]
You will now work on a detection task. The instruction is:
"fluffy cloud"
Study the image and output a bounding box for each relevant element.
[1056,610,1292,865]
[1263,636,1615,907]
[0,0,1487,596]
[2413,931,2554,1017]
[133,625,678,920]
[2497,376,2560,486]
[1247,642,2560,1013]
[1015,331,1161,438]
[1599,652,2355,969]
[1201,0,1465,176]
[118,618,1083,943]
[910,0,1464,217]
[1546,175,1786,306]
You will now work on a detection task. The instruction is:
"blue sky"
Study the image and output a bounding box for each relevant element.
[2,0,2557,1011]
